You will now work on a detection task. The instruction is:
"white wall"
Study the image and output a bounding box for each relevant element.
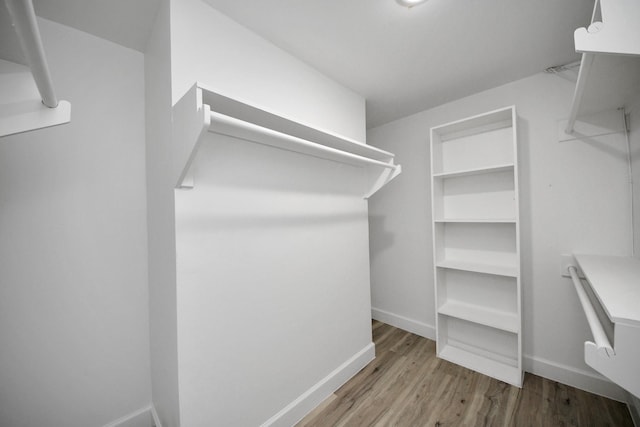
[175,136,373,426]
[144,1,181,426]
[0,18,151,427]
[368,72,636,400]
[170,0,366,144]
[631,103,640,259]
[167,1,373,425]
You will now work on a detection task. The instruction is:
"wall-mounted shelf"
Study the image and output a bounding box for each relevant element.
[432,164,514,179]
[566,254,640,397]
[563,0,640,136]
[436,260,518,278]
[433,219,517,223]
[1,0,70,138]
[439,301,519,333]
[172,83,401,198]
[431,106,522,387]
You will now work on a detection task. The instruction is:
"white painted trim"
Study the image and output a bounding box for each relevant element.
[101,404,161,427]
[370,309,631,405]
[523,354,627,402]
[371,307,436,340]
[261,342,376,427]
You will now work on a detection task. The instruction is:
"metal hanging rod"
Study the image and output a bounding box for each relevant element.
[4,0,59,108]
[209,111,399,170]
[567,265,615,357]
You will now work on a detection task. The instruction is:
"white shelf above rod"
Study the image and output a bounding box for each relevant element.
[172,83,402,198]
[567,254,640,397]
[1,0,71,137]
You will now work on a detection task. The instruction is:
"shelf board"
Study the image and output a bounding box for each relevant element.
[438,344,521,387]
[439,301,519,333]
[433,164,514,179]
[434,218,516,224]
[431,106,514,141]
[436,259,518,277]
[172,83,402,198]
[198,82,395,161]
[574,0,640,57]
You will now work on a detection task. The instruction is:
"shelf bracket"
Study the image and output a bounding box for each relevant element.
[364,164,402,199]
[173,84,210,189]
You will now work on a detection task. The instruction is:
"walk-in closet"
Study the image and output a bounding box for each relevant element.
[1,0,639,426]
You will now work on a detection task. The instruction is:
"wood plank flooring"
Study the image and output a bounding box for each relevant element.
[297,321,633,427]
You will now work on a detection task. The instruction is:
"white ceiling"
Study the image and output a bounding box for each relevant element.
[202,0,593,127]
[1,0,593,128]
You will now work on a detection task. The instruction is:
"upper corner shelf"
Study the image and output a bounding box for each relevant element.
[574,0,640,56]
[1,0,71,138]
[564,0,640,135]
[171,83,401,198]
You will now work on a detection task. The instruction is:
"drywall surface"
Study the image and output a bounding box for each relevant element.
[170,0,366,143]
[144,1,180,426]
[168,1,373,424]
[631,103,640,258]
[175,135,373,426]
[0,18,150,427]
[368,72,634,399]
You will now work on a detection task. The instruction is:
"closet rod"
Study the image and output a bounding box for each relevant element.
[565,53,595,134]
[5,0,58,108]
[568,266,615,357]
[209,111,398,170]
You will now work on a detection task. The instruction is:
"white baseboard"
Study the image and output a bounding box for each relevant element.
[626,392,640,427]
[370,308,631,403]
[102,404,161,427]
[261,342,376,427]
[372,307,435,340]
[523,354,627,402]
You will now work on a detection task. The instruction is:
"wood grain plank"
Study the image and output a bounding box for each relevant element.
[296,321,633,426]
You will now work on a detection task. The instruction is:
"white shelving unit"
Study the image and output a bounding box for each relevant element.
[430,106,522,387]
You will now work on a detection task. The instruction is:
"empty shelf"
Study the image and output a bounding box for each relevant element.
[432,164,514,179]
[439,301,519,333]
[436,259,518,277]
[434,218,517,224]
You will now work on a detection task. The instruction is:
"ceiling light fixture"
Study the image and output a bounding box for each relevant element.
[395,0,428,7]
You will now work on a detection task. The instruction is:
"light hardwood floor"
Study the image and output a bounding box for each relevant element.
[297,320,633,426]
